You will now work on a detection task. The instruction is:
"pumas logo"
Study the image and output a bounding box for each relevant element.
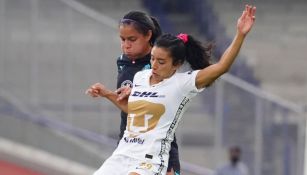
[128,100,165,134]
[132,91,165,98]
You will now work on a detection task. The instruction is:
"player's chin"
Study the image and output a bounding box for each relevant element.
[124,52,137,59]
[152,72,159,79]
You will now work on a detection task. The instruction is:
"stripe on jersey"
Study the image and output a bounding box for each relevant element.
[156,97,190,174]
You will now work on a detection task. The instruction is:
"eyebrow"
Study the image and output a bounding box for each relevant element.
[151,55,166,61]
[127,36,136,39]
[120,36,137,40]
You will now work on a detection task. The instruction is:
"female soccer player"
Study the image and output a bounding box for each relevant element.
[87,5,256,175]
[89,11,181,174]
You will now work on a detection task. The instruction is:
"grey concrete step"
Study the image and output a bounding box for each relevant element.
[210,0,307,103]
[167,13,203,37]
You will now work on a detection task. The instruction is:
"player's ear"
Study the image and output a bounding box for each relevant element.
[145,30,152,42]
[173,62,182,71]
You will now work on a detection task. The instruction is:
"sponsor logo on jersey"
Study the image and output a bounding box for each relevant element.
[123,136,145,145]
[131,91,165,98]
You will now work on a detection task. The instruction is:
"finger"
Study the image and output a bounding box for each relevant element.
[242,9,247,18]
[92,86,102,91]
[115,87,124,94]
[250,5,253,15]
[251,6,256,16]
[240,10,247,21]
[125,88,131,95]
[117,96,123,101]
[91,93,99,98]
[117,94,124,101]
[120,92,127,99]
[85,89,90,95]
[87,90,96,96]
[89,88,100,95]
[88,88,97,94]
[240,10,245,18]
[120,89,130,98]
[94,83,102,87]
[88,89,95,94]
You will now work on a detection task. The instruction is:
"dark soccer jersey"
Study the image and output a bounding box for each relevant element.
[116,54,151,139]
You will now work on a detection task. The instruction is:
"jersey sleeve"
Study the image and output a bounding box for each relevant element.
[179,70,204,96]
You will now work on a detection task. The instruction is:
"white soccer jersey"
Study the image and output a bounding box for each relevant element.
[113,69,204,173]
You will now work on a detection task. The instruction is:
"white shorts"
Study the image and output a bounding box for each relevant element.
[93,154,167,175]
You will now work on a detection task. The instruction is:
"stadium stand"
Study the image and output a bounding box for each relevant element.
[0,0,305,175]
[209,0,307,104]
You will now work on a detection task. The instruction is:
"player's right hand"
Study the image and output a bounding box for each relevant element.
[85,83,111,98]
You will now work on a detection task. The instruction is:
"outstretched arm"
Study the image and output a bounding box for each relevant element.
[196,5,256,89]
[85,83,128,113]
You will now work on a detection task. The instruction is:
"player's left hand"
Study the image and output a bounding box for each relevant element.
[237,5,256,36]
[115,85,131,101]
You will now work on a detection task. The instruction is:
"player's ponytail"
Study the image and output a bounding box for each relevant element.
[149,16,162,46]
[182,34,212,70]
[154,33,212,70]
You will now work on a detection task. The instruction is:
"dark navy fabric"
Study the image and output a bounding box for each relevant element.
[116,54,151,139]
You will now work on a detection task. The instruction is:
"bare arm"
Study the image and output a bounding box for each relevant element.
[196,5,256,89]
[86,83,129,113]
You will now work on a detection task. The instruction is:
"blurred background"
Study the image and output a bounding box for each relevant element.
[0,0,306,174]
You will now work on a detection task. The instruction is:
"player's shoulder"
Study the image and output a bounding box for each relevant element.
[174,70,196,78]
[134,69,151,81]
[133,69,151,86]
[136,69,151,76]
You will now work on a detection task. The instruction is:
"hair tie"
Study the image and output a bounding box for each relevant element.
[177,33,188,43]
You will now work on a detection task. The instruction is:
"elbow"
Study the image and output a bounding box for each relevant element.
[218,65,230,75]
[216,63,230,75]
[222,67,230,74]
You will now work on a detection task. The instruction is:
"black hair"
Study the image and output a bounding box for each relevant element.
[154,34,212,70]
[120,11,162,46]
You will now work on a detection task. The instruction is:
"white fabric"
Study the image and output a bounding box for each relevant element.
[93,154,156,175]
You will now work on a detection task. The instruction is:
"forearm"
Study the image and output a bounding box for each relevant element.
[195,33,246,88]
[105,91,128,113]
[196,5,255,89]
[218,32,245,73]
[86,83,129,112]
